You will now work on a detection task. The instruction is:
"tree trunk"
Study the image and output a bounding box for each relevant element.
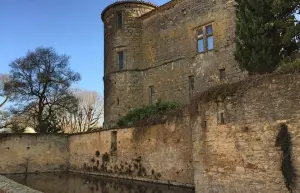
[37,101,46,133]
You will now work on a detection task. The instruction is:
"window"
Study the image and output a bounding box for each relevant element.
[149,86,154,105]
[197,24,214,53]
[189,76,195,98]
[206,25,214,50]
[111,131,117,152]
[117,98,119,105]
[203,121,207,129]
[219,68,226,81]
[118,51,124,70]
[218,112,225,125]
[197,29,204,52]
[116,11,123,29]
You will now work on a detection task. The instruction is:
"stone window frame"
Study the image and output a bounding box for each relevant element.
[116,11,123,30]
[117,51,125,71]
[196,23,214,53]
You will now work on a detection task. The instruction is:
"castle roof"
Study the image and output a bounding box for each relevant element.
[101,1,157,21]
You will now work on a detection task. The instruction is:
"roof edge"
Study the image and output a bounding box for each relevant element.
[101,1,157,21]
[139,0,184,20]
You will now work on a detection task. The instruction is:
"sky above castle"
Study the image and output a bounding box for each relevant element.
[0,0,169,96]
[0,1,299,96]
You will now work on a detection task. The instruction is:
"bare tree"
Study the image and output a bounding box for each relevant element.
[60,89,104,133]
[4,47,80,133]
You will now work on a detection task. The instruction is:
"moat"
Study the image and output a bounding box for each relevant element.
[5,172,195,193]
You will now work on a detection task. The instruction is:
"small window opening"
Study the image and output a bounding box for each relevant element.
[118,51,124,70]
[116,11,123,29]
[218,112,225,125]
[149,86,154,105]
[189,76,195,98]
[203,121,207,129]
[117,98,119,105]
[111,131,117,152]
[219,68,226,81]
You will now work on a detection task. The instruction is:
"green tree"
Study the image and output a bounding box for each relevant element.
[4,47,80,133]
[235,0,299,74]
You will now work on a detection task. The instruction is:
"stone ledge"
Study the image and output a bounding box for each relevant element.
[0,175,41,193]
[0,170,66,175]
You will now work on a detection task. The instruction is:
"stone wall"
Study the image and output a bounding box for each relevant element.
[140,0,242,104]
[102,2,157,128]
[192,74,300,193]
[4,74,300,192]
[0,116,194,188]
[0,175,41,193]
[68,115,194,187]
[0,134,69,174]
[103,0,244,128]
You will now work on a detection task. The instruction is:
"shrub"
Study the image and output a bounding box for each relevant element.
[117,100,181,127]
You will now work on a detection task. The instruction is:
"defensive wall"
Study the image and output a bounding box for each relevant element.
[1,73,300,192]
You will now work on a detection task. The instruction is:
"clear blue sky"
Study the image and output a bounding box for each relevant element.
[0,0,169,95]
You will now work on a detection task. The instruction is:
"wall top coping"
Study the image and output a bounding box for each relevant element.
[101,1,157,21]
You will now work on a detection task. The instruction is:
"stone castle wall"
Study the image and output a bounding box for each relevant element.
[103,2,157,128]
[192,74,300,193]
[68,115,194,187]
[103,0,244,128]
[2,74,300,192]
[0,134,69,174]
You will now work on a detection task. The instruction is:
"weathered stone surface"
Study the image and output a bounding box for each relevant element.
[2,74,300,192]
[192,74,300,193]
[0,175,41,193]
[236,166,245,174]
[0,134,69,174]
[68,116,194,187]
[102,0,244,128]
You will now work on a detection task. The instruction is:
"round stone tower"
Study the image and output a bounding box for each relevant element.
[102,1,157,128]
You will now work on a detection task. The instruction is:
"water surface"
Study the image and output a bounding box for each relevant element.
[6,173,194,193]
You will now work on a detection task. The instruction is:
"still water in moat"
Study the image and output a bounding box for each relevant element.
[6,173,195,193]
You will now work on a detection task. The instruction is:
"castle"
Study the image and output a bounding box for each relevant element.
[102,0,244,128]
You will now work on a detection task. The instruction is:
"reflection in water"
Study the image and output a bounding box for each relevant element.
[6,173,194,193]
